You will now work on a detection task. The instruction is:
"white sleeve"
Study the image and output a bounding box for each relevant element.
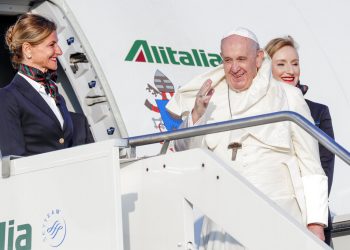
[302,175,328,226]
[287,88,328,226]
[174,112,206,151]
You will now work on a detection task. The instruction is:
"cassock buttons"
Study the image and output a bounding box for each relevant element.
[59,138,65,144]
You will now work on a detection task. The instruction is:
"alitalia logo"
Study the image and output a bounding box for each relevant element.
[125,40,222,67]
[0,220,32,250]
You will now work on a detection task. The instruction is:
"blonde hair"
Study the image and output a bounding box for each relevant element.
[5,13,57,68]
[264,35,298,59]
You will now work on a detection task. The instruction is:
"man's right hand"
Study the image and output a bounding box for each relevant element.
[192,79,215,124]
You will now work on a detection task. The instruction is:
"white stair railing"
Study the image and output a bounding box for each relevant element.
[121,148,331,250]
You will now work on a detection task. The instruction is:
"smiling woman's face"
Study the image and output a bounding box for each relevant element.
[23,31,62,72]
[271,45,300,86]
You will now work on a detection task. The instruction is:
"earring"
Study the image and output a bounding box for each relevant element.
[27,54,32,59]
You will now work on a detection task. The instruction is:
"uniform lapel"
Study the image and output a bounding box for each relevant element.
[56,96,73,139]
[13,74,62,130]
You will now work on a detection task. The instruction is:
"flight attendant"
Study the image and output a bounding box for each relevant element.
[265,36,334,246]
[0,13,90,156]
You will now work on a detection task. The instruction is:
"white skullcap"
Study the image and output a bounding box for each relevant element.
[222,27,259,45]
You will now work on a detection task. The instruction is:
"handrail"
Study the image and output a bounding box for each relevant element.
[127,111,350,165]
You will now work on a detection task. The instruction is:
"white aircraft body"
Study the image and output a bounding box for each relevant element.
[0,0,349,249]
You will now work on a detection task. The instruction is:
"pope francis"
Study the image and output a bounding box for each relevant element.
[166,27,328,249]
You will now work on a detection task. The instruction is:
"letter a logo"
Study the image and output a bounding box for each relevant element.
[135,50,146,62]
[125,40,154,63]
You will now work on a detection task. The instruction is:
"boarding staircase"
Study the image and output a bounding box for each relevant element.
[1,111,350,249]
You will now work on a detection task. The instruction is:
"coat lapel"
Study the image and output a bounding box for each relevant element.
[13,74,62,130]
[56,96,73,138]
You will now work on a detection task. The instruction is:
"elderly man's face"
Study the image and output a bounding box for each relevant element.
[221,35,263,91]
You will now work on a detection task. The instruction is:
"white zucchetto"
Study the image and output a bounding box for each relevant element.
[222,27,259,46]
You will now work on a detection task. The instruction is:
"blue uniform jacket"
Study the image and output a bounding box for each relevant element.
[0,74,74,156]
[306,99,335,194]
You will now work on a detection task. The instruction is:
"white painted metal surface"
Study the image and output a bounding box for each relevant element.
[31,1,128,141]
[121,149,331,250]
[0,140,334,250]
[332,213,350,250]
[0,140,124,249]
[39,0,350,216]
[0,0,350,248]
[333,235,350,250]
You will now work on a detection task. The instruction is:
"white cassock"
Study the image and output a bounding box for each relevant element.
[166,53,328,250]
